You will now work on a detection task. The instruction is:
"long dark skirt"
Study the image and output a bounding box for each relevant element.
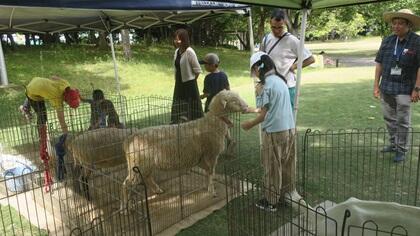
[171,79,203,123]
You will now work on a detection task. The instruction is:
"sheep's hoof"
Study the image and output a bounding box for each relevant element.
[151,187,164,195]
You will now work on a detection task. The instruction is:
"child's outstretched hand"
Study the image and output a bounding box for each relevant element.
[241,120,254,131]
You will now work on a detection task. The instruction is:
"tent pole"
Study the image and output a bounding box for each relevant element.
[108,33,121,95]
[108,32,126,124]
[293,8,308,124]
[247,7,262,152]
[0,39,9,86]
[247,7,254,54]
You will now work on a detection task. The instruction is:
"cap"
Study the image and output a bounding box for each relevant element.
[199,53,220,65]
[64,88,80,108]
[250,52,268,77]
[250,51,268,69]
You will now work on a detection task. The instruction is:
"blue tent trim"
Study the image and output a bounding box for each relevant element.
[0,0,248,33]
[0,0,246,11]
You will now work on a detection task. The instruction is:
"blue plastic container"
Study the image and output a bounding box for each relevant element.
[3,166,33,192]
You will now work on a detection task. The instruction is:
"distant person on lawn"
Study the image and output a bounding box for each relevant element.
[373,9,420,162]
[199,53,230,112]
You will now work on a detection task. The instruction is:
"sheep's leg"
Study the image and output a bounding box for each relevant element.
[199,158,218,197]
[79,168,91,201]
[77,166,90,200]
[120,175,132,212]
[120,171,144,212]
[144,175,164,194]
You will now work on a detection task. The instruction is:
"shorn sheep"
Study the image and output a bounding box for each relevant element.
[121,90,248,206]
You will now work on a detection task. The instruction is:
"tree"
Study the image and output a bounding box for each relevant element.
[253,7,271,42]
[121,29,132,60]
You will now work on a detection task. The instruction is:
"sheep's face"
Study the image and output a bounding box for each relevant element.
[211,90,248,115]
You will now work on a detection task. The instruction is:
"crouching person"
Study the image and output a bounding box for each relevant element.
[82,89,124,130]
[19,76,80,190]
[241,52,304,212]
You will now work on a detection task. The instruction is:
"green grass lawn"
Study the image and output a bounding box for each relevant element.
[3,37,419,132]
[1,37,420,235]
[0,204,48,236]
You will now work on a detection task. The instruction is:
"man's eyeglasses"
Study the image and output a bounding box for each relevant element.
[271,26,283,30]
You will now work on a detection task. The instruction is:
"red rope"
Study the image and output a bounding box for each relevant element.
[39,126,52,192]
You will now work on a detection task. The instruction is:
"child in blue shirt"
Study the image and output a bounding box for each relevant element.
[242,52,305,212]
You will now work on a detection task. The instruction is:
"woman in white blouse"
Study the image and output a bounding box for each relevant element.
[171,28,203,123]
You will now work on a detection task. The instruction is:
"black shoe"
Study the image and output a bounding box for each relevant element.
[255,198,277,212]
[381,145,396,153]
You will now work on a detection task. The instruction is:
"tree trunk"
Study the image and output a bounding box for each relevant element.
[72,32,80,44]
[236,33,249,50]
[24,34,31,46]
[7,34,16,49]
[88,31,97,44]
[285,10,300,36]
[41,33,60,44]
[64,33,73,44]
[255,7,270,43]
[121,29,132,61]
[97,32,108,49]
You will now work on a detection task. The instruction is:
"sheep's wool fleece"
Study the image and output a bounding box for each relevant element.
[68,128,138,168]
[317,197,420,236]
[126,115,226,171]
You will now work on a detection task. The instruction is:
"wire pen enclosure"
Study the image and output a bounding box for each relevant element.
[225,129,420,236]
[1,93,243,235]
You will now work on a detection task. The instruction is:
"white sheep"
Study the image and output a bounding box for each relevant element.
[64,127,138,197]
[67,128,138,168]
[121,90,248,206]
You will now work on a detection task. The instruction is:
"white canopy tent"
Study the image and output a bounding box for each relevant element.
[0,1,250,92]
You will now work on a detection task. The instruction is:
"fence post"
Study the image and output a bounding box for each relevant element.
[415,145,420,206]
[301,129,311,194]
[0,39,8,86]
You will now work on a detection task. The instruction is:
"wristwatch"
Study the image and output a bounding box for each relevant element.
[415,87,420,92]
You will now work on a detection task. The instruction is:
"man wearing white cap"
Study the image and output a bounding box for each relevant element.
[374,9,420,162]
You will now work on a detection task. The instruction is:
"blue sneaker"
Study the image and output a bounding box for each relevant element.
[393,152,405,163]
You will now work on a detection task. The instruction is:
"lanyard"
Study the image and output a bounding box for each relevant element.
[393,37,408,63]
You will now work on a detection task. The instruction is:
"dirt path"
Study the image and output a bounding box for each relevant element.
[335,56,375,67]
